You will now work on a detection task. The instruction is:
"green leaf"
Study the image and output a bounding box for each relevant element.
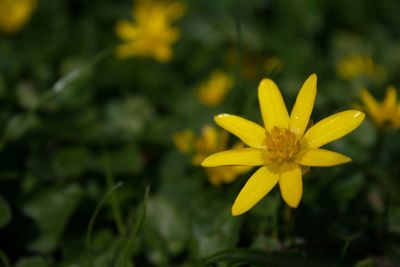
[22,184,84,253]
[103,96,155,141]
[388,204,400,234]
[109,145,144,175]
[332,172,365,211]
[144,195,190,264]
[0,195,11,229]
[4,113,39,141]
[53,146,92,178]
[203,249,335,267]
[0,249,11,267]
[14,257,48,267]
[192,207,241,259]
[353,258,375,267]
[16,82,40,111]
[0,74,5,98]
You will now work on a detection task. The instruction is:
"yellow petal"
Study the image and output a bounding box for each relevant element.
[289,74,317,136]
[201,125,218,152]
[384,86,398,109]
[214,114,265,148]
[153,45,173,62]
[231,167,279,216]
[165,1,186,20]
[201,148,264,167]
[0,0,37,33]
[115,43,140,58]
[115,21,139,40]
[279,163,302,208]
[295,148,351,166]
[197,71,233,107]
[173,129,194,153]
[258,79,289,131]
[302,110,365,149]
[360,89,380,121]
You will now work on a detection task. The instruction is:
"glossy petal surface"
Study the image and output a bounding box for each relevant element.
[295,148,351,166]
[201,148,264,167]
[215,114,266,148]
[289,74,317,136]
[258,79,289,131]
[279,163,302,208]
[231,167,279,216]
[302,110,365,148]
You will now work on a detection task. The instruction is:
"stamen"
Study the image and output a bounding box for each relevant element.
[263,127,300,163]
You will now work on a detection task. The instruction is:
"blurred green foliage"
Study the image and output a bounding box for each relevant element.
[1,0,400,266]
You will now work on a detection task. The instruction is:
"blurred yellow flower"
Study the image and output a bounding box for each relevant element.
[202,74,365,215]
[336,54,385,81]
[263,56,283,75]
[115,0,185,62]
[359,86,400,130]
[0,0,37,34]
[197,71,234,107]
[225,48,283,81]
[174,126,250,186]
[173,128,195,154]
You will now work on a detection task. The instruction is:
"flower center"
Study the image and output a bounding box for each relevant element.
[379,107,399,129]
[263,126,300,163]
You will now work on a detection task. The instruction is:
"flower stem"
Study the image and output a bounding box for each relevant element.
[371,130,392,234]
[283,206,295,245]
[233,12,243,87]
[226,11,244,114]
[383,184,392,233]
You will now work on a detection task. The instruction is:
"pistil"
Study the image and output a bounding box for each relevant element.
[263,127,300,163]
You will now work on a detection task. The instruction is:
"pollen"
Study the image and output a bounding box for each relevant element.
[263,127,300,162]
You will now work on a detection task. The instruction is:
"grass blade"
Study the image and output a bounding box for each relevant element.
[120,185,151,266]
[102,147,126,236]
[39,48,112,106]
[86,182,123,267]
[52,48,111,93]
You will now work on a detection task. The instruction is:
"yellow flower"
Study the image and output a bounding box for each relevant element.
[197,71,234,107]
[173,128,195,154]
[336,54,385,81]
[202,74,365,215]
[0,0,37,34]
[115,0,185,62]
[359,86,400,130]
[173,126,250,186]
[225,48,283,81]
[263,56,283,75]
